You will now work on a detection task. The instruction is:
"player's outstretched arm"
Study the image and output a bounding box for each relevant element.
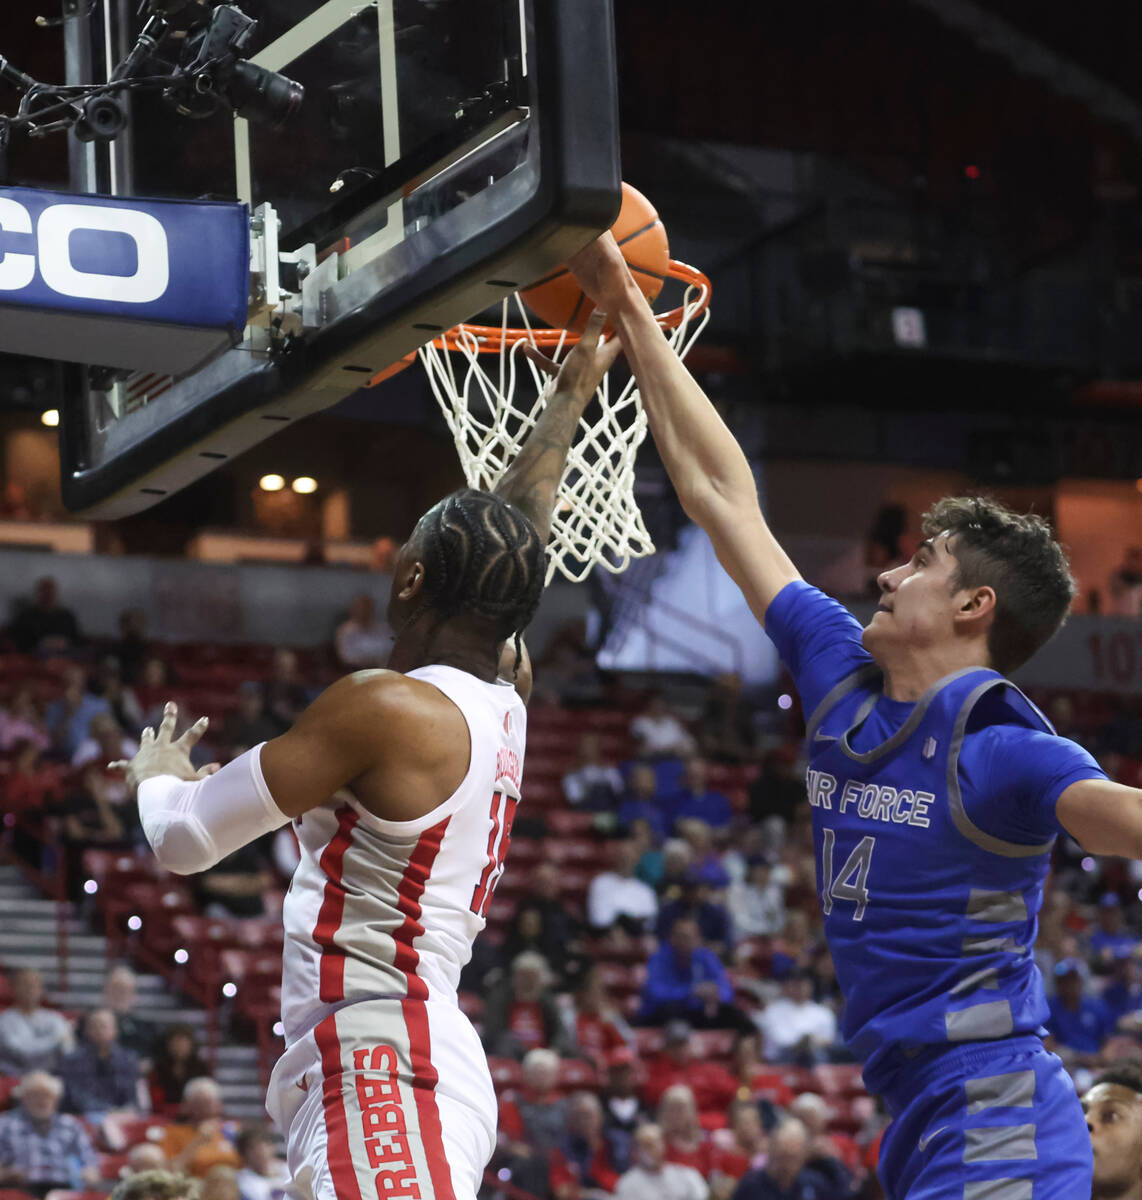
[1056,778,1142,860]
[570,234,801,622]
[492,309,623,544]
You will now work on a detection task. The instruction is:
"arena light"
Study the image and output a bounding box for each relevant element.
[83,879,98,895]
[272,1021,285,1037]
[1081,857,1096,872]
[222,981,238,998]
[291,476,318,495]
[127,915,142,932]
[41,409,60,427]
[777,694,793,711]
[173,947,189,964]
[259,473,285,492]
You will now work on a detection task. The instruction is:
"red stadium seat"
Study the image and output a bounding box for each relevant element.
[486,1057,524,1094]
[690,1029,736,1060]
[634,1027,664,1056]
[0,1077,19,1110]
[116,1116,171,1146]
[811,1063,866,1098]
[97,1153,129,1180]
[557,1059,599,1091]
[545,811,597,837]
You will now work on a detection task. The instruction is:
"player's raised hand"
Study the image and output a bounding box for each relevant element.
[520,310,624,405]
[567,231,638,313]
[109,701,220,790]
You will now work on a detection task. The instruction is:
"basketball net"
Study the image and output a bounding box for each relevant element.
[415,261,711,584]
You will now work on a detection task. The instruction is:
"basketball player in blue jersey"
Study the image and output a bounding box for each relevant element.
[569,234,1142,1200]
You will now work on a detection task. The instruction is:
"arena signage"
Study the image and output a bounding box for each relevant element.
[0,185,250,372]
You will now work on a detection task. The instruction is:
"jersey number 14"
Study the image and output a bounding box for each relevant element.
[471,790,517,918]
[820,828,875,921]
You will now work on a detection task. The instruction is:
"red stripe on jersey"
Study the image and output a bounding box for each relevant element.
[314,1013,364,1200]
[402,997,457,1200]
[313,805,360,1003]
[390,817,450,1002]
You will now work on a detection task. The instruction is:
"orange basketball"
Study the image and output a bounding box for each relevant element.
[520,182,670,332]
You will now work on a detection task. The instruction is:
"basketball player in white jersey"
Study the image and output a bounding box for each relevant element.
[112,313,623,1200]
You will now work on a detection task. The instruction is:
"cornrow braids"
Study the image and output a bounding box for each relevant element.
[416,489,546,674]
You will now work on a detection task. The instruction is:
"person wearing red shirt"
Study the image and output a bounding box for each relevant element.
[658,1085,716,1177]
[729,1034,794,1109]
[709,1099,769,1200]
[571,967,635,1069]
[498,1049,569,1197]
[643,1021,739,1115]
[550,1091,624,1200]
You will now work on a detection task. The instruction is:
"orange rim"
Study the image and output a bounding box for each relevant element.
[429,260,709,353]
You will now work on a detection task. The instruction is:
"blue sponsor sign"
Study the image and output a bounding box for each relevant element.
[0,185,249,330]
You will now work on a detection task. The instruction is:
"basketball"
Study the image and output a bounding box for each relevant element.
[520,182,670,331]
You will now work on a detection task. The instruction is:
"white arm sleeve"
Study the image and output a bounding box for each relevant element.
[136,743,290,875]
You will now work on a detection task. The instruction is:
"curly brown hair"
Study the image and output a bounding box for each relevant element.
[922,496,1076,675]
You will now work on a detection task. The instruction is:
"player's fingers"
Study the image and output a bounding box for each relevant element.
[107,760,129,772]
[177,715,209,750]
[581,309,607,340]
[519,343,559,376]
[596,327,625,372]
[158,701,178,742]
[196,763,221,779]
[140,726,155,744]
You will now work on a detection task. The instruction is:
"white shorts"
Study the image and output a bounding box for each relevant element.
[266,998,497,1200]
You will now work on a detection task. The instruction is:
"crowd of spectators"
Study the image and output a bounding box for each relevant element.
[2,574,1142,1200]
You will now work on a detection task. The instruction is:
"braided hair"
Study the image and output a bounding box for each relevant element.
[411,489,546,675]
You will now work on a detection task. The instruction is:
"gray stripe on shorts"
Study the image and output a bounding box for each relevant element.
[963,1181,1032,1200]
[950,967,1000,997]
[967,890,1027,924]
[945,998,1014,1041]
[962,936,1022,956]
[965,1070,1036,1114]
[963,1124,1038,1163]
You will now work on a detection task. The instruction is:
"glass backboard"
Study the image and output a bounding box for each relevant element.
[59,0,620,516]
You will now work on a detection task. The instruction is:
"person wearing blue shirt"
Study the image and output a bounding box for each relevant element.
[1090,894,1141,970]
[1102,951,1142,1028]
[638,916,750,1033]
[1045,960,1116,1065]
[667,757,733,831]
[617,764,671,841]
[567,233,1142,1199]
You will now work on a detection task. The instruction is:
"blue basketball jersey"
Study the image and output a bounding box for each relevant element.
[805,662,1062,1089]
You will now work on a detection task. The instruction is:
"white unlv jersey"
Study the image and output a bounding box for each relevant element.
[279,664,527,1045]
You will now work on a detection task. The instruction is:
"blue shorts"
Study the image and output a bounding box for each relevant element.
[876,1036,1091,1199]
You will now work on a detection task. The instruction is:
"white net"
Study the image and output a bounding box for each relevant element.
[418,266,711,584]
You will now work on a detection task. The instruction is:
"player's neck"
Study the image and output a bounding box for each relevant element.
[880,645,990,702]
[388,626,499,681]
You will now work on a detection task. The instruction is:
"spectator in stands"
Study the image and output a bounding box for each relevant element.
[600,1048,647,1166]
[1092,894,1140,969]
[483,951,575,1060]
[513,861,586,974]
[617,765,672,840]
[136,656,178,721]
[729,1033,793,1112]
[1082,1059,1142,1200]
[498,1048,569,1197]
[657,839,694,897]
[161,1077,241,1178]
[550,1090,623,1200]
[262,648,308,734]
[1104,950,1142,1030]
[8,577,82,656]
[223,683,280,758]
[747,748,802,828]
[113,608,150,686]
[674,821,730,891]
[502,903,574,985]
[234,1124,288,1200]
[1046,959,1115,1068]
[0,1069,99,1196]
[731,1118,833,1200]
[335,593,392,669]
[643,1021,738,1114]
[709,1100,769,1200]
[193,837,276,920]
[697,674,758,765]
[73,710,139,769]
[125,1141,167,1175]
[668,758,733,832]
[0,688,49,753]
[111,1169,200,1200]
[59,1008,140,1121]
[756,970,838,1066]
[788,1094,859,1195]
[5,740,68,814]
[150,1024,210,1117]
[657,872,733,958]
[614,1123,706,1200]
[631,696,696,759]
[657,1085,715,1175]
[726,857,785,939]
[588,840,659,938]
[59,761,138,854]
[102,966,156,1063]
[568,966,634,1067]
[91,656,145,736]
[563,732,625,812]
[0,968,74,1075]
[640,918,751,1033]
[1109,547,1142,617]
[532,618,605,708]
[201,1164,241,1200]
[45,664,109,760]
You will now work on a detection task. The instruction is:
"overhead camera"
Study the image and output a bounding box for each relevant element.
[0,0,303,153]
